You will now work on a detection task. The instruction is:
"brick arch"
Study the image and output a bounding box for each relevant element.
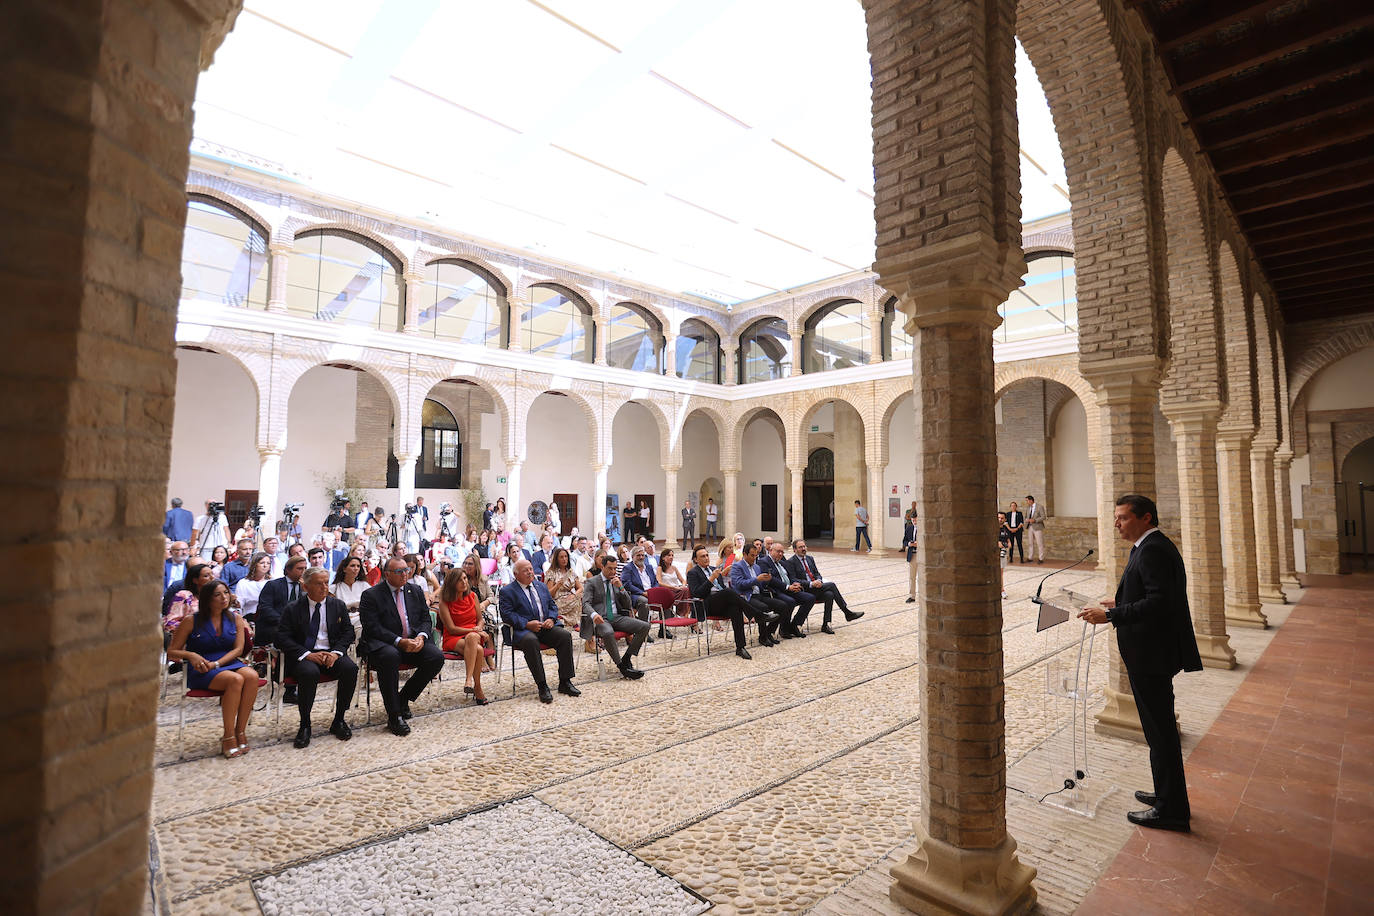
[1217,241,1257,433]
[529,388,602,466]
[734,404,790,468]
[675,311,728,343]
[185,185,273,239]
[421,253,513,298]
[1251,294,1280,445]
[416,370,515,463]
[994,363,1100,460]
[1159,147,1223,408]
[796,294,865,331]
[1288,318,1374,408]
[519,277,598,312]
[292,221,412,275]
[1018,0,1161,366]
[794,389,868,459]
[611,298,670,337]
[681,403,729,445]
[281,355,405,445]
[610,396,675,466]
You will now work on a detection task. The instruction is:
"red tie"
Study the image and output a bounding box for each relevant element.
[394,588,410,637]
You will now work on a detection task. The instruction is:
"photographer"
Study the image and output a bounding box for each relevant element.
[191,500,230,561]
[402,502,426,554]
[322,497,352,538]
[437,502,462,541]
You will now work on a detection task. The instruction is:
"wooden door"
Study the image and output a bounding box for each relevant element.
[552,493,578,534]
[633,494,656,539]
[761,484,778,532]
[223,489,258,534]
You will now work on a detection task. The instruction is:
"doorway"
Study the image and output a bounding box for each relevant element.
[633,494,656,540]
[803,448,834,540]
[761,484,778,532]
[223,489,259,534]
[552,493,578,534]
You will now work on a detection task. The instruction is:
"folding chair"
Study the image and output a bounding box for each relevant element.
[274,650,353,736]
[359,651,417,724]
[646,586,700,655]
[177,665,268,760]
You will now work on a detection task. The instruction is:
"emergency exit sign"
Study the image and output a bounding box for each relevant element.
[497,476,507,483]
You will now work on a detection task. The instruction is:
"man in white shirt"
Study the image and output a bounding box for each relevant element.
[262,536,285,578]
[355,501,371,531]
[275,567,356,748]
[569,535,594,578]
[853,500,872,552]
[191,501,230,560]
[163,541,189,590]
[705,498,719,538]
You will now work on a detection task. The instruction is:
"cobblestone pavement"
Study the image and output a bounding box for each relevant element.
[149,553,1286,914]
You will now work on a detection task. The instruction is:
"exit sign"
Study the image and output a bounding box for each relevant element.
[810,425,819,432]
[750,481,758,487]
[497,476,507,483]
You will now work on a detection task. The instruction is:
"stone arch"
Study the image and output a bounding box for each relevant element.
[796,294,862,330]
[674,310,728,343]
[1217,241,1257,432]
[1158,147,1223,410]
[534,385,602,467]
[613,298,670,337]
[1251,294,1281,446]
[185,185,273,239]
[612,395,675,466]
[422,252,513,298]
[1288,318,1374,408]
[414,365,515,466]
[518,276,599,312]
[795,388,868,461]
[292,221,412,275]
[1018,0,1161,366]
[735,404,789,461]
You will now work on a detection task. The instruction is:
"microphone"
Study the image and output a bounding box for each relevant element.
[1031,550,1094,605]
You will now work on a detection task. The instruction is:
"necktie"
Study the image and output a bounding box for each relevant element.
[309,602,322,649]
[289,582,299,603]
[527,585,542,620]
[394,588,410,637]
[775,562,789,586]
[605,578,615,619]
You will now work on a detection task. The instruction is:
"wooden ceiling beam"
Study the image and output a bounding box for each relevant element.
[1281,300,1374,323]
[1212,113,1374,174]
[1280,289,1374,311]
[1269,256,1374,283]
[1276,269,1374,296]
[1263,238,1374,271]
[1231,164,1374,215]
[1254,223,1374,257]
[1252,216,1374,251]
[1154,0,1292,52]
[1187,39,1374,123]
[1170,11,1374,92]
[1197,72,1374,149]
[1230,149,1374,204]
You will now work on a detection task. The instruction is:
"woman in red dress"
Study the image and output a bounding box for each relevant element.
[436,567,490,704]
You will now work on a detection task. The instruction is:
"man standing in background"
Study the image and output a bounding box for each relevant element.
[163,497,193,543]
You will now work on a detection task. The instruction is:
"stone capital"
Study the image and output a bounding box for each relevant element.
[1216,427,1254,448]
[257,446,284,460]
[1161,400,1223,426]
[663,465,681,474]
[878,233,1025,331]
[1081,355,1162,403]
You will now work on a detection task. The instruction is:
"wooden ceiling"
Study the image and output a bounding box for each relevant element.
[1133,0,1374,325]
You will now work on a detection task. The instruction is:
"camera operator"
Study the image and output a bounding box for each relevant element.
[402,502,426,555]
[322,494,355,542]
[437,502,462,541]
[280,503,304,548]
[192,500,231,561]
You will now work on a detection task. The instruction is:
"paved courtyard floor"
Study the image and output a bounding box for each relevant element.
[147,550,1309,914]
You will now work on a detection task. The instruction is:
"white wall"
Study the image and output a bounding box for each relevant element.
[523,393,594,533]
[1306,346,1374,410]
[608,402,667,535]
[882,393,916,545]
[166,348,261,509]
[680,412,722,509]
[1052,396,1096,516]
[281,365,357,527]
[739,417,785,536]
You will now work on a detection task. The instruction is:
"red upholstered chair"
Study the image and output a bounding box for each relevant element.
[646,585,700,655]
[177,665,268,760]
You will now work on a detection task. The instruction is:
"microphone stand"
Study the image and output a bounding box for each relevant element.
[1030,549,1097,801]
[1030,549,1094,606]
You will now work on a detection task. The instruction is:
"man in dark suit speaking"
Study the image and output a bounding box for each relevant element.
[1079,494,1202,832]
[359,557,445,736]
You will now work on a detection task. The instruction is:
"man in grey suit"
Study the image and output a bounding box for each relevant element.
[581,556,649,679]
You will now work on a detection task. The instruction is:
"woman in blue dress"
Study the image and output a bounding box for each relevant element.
[168,579,260,758]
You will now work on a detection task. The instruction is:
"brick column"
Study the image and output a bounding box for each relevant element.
[402,270,423,334]
[1274,447,1301,589]
[1084,357,1160,743]
[266,239,291,313]
[257,447,284,537]
[722,467,740,539]
[789,462,806,544]
[663,465,681,550]
[1250,443,1286,604]
[0,1,241,911]
[1302,421,1340,574]
[507,297,526,351]
[594,314,609,366]
[1165,406,1235,668]
[723,342,737,386]
[1217,430,1268,628]
[593,464,609,539]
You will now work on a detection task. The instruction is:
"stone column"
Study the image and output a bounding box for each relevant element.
[395,451,419,516]
[1303,421,1341,574]
[723,342,738,386]
[867,463,889,557]
[722,467,740,539]
[1217,429,1268,627]
[593,464,609,538]
[1274,447,1301,589]
[789,462,806,544]
[663,332,677,377]
[1250,443,1286,604]
[402,271,423,334]
[257,447,284,537]
[663,465,681,550]
[1165,406,1235,668]
[595,313,609,366]
[505,460,524,526]
[788,320,803,376]
[507,297,526,351]
[1084,357,1160,743]
[868,300,884,364]
[266,240,292,313]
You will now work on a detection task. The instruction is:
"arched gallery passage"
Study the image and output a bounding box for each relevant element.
[608,401,667,540]
[994,378,1097,558]
[166,347,261,533]
[523,391,595,535]
[800,399,866,548]
[680,408,725,534]
[415,378,506,510]
[881,392,916,547]
[738,408,787,537]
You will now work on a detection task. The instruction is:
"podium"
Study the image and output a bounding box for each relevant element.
[1007,587,1116,818]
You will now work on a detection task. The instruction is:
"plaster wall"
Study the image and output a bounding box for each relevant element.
[166,348,262,510]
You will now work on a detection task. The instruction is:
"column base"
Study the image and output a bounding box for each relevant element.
[889,823,1037,916]
[663,538,681,551]
[1094,687,1146,744]
[1281,574,1302,591]
[1196,633,1237,669]
[1258,586,1287,605]
[1225,602,1269,629]
[266,302,286,314]
[868,546,890,558]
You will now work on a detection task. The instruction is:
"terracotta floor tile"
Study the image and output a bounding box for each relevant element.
[1326,848,1374,900]
[1241,775,1337,820]
[1325,887,1368,916]
[1252,747,1342,788]
[1218,818,1331,883]
[1263,726,1345,764]
[1128,831,1219,883]
[1205,851,1326,915]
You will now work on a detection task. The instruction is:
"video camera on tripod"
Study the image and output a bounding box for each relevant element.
[328,489,349,513]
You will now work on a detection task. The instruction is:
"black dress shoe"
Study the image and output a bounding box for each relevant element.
[780,627,796,639]
[1134,790,1158,807]
[905,597,916,603]
[329,719,352,741]
[760,635,778,647]
[387,716,410,737]
[844,610,865,621]
[794,627,807,638]
[397,699,413,720]
[820,624,836,634]
[558,681,582,697]
[756,612,780,627]
[293,725,311,749]
[538,685,554,703]
[1127,808,1189,832]
[735,647,752,660]
[619,660,645,679]
[283,686,298,705]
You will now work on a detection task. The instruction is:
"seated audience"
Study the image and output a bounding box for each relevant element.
[786,539,862,631]
[331,554,368,642]
[619,545,658,622]
[581,556,649,679]
[275,566,357,748]
[499,558,580,704]
[473,528,493,559]
[729,542,786,646]
[262,536,285,577]
[162,562,216,628]
[459,554,498,634]
[530,534,556,575]
[232,515,258,548]
[233,551,272,628]
[207,545,229,578]
[544,547,584,630]
[166,579,259,758]
[406,553,441,600]
[220,539,254,588]
[718,538,737,570]
[497,541,525,586]
[656,550,689,598]
[359,558,446,736]
[254,554,308,650]
[686,545,769,659]
[436,568,490,705]
[760,543,815,639]
[164,541,190,590]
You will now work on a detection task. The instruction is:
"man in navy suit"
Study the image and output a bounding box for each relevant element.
[254,554,308,649]
[499,558,579,703]
[530,533,556,575]
[786,539,862,632]
[163,541,189,591]
[729,542,787,646]
[359,557,445,735]
[275,567,357,748]
[1080,494,1202,832]
[619,545,658,615]
[760,543,814,639]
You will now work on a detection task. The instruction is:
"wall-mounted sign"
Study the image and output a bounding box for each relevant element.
[750,481,758,487]
[810,425,819,432]
[497,476,507,484]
